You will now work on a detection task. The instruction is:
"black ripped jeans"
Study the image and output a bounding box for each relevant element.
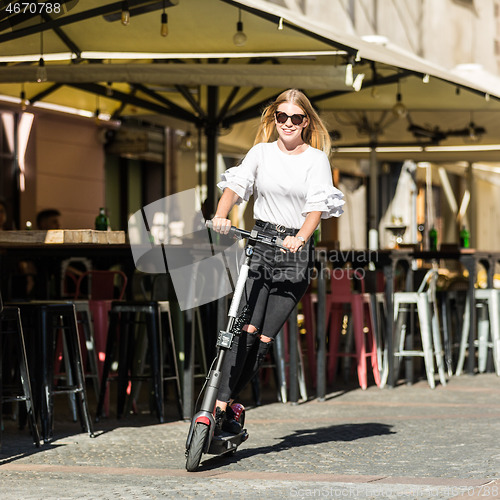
[217,223,314,403]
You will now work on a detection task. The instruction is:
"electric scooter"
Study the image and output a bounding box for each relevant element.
[185,221,287,472]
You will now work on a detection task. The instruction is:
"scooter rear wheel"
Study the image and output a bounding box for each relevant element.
[186,422,209,472]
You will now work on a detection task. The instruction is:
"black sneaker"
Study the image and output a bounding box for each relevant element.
[222,405,242,434]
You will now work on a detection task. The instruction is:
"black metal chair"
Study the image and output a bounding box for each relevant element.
[0,292,41,448]
[96,274,183,423]
[11,301,94,442]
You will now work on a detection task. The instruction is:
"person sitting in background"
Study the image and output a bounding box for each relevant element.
[36,208,61,230]
[14,209,63,298]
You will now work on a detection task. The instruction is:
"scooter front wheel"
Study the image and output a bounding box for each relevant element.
[186,422,209,472]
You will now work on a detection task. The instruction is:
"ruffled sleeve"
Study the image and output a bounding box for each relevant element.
[217,145,259,204]
[302,152,345,218]
[302,184,345,219]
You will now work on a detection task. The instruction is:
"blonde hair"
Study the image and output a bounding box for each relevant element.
[253,89,331,155]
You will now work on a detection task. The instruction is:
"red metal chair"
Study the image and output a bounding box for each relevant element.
[326,268,381,390]
[300,288,318,387]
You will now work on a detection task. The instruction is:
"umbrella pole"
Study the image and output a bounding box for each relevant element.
[205,85,219,218]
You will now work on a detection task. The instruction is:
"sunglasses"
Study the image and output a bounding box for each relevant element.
[275,111,307,126]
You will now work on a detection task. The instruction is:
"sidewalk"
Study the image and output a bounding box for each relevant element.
[1,374,499,499]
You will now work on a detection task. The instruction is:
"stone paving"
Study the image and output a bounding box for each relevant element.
[1,374,500,499]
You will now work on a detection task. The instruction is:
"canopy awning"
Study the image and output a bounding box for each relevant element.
[0,0,498,165]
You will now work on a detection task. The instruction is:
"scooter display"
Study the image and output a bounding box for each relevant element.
[185,221,287,472]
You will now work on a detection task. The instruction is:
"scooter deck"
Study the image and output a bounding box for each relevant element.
[207,429,249,455]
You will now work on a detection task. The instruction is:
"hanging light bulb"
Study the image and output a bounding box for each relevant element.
[466,122,479,143]
[464,113,484,143]
[94,95,101,123]
[277,17,284,30]
[392,79,407,118]
[20,92,28,110]
[233,9,247,47]
[36,28,47,82]
[161,12,168,36]
[36,57,47,82]
[179,130,194,151]
[20,84,28,110]
[121,1,130,25]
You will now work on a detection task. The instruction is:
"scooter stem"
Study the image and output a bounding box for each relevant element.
[199,349,226,413]
[198,241,255,414]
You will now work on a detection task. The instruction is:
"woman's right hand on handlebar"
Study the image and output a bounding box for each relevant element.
[211,216,232,234]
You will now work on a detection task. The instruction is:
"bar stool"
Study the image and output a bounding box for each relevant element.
[326,268,381,390]
[456,288,500,376]
[74,270,128,415]
[253,316,308,405]
[12,302,95,442]
[53,301,100,409]
[363,270,388,387]
[393,268,447,388]
[1,298,41,448]
[437,277,468,377]
[96,300,182,423]
[149,271,207,384]
[300,289,318,387]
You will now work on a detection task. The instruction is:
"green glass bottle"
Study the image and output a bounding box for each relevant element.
[313,228,320,246]
[459,225,470,248]
[95,207,109,231]
[429,226,438,251]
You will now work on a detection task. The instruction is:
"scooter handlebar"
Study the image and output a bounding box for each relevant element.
[206,220,287,250]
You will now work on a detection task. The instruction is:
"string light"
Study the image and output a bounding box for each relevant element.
[36,30,47,82]
[161,0,168,36]
[392,78,407,118]
[20,83,28,110]
[121,1,130,25]
[233,9,247,47]
[161,12,168,36]
[94,95,101,124]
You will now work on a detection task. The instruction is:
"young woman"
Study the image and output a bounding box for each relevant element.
[210,89,344,433]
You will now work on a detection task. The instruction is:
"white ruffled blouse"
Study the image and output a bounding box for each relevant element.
[218,141,344,230]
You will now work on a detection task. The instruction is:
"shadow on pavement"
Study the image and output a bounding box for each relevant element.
[201,422,395,470]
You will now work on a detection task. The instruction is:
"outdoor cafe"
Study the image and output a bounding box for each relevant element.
[1,0,500,448]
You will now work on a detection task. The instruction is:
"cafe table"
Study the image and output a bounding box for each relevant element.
[0,230,134,300]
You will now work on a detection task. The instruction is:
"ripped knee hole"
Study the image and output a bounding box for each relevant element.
[242,324,258,333]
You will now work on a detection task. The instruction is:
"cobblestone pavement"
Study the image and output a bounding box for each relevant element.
[1,374,500,499]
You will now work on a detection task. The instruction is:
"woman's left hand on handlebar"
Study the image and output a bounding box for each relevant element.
[211,216,232,234]
[283,235,305,253]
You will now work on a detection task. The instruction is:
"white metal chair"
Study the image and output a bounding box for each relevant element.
[392,268,447,388]
[456,288,500,376]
